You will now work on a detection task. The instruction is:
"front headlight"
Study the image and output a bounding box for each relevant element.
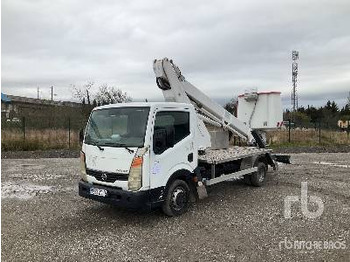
[128,156,143,191]
[128,147,148,191]
[80,151,87,181]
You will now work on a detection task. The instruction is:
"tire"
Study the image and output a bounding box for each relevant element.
[162,179,190,216]
[250,162,267,187]
[243,174,251,185]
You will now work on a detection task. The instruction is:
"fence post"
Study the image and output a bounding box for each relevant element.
[318,121,321,144]
[288,119,291,143]
[68,117,71,149]
[327,121,331,142]
[22,116,26,142]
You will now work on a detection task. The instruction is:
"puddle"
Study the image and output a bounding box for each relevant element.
[313,161,350,169]
[1,182,54,200]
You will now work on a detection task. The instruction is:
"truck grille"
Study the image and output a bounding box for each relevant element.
[86,169,128,182]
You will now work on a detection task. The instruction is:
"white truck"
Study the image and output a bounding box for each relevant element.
[79,58,284,216]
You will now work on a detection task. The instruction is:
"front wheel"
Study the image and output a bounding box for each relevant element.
[250,162,267,187]
[162,179,190,216]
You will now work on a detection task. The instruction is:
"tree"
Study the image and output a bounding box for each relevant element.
[291,111,311,127]
[72,81,94,105]
[72,81,132,106]
[297,106,306,114]
[94,84,132,105]
[321,100,340,128]
[283,109,291,121]
[224,97,238,116]
[331,101,339,114]
[325,100,332,111]
[305,105,323,123]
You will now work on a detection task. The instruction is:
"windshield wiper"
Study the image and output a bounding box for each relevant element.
[91,142,104,151]
[124,146,135,154]
[115,143,135,154]
[104,142,135,154]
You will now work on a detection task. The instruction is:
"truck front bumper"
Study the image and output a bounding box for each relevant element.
[79,180,163,211]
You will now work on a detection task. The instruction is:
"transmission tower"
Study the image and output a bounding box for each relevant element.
[291,50,299,112]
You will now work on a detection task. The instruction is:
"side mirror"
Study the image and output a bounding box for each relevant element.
[79,129,84,144]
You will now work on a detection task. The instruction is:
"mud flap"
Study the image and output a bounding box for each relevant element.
[273,154,291,164]
[196,181,208,199]
[265,152,277,171]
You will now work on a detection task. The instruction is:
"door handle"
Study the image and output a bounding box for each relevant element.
[188,153,193,162]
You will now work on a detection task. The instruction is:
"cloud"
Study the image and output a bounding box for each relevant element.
[2,0,350,108]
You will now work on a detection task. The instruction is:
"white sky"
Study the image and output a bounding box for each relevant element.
[2,0,350,109]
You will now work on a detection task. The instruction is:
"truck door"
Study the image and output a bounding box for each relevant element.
[149,109,196,189]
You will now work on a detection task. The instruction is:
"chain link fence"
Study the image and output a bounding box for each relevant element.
[1,115,88,151]
[266,120,350,146]
[2,114,350,151]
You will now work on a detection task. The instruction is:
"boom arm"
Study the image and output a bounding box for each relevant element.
[153,58,254,145]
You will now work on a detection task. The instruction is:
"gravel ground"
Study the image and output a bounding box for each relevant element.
[2,145,350,159]
[1,154,350,261]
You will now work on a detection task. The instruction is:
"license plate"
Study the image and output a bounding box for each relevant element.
[90,188,108,197]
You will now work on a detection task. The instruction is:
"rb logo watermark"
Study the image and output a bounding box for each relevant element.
[284,182,324,219]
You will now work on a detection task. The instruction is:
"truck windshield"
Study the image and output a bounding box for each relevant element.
[85,107,150,148]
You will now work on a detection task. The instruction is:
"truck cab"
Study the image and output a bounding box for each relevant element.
[79,102,199,214]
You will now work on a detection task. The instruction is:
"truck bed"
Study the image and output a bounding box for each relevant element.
[198,146,271,164]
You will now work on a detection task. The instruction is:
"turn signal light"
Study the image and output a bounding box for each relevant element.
[131,157,143,168]
[80,151,87,181]
[128,149,147,191]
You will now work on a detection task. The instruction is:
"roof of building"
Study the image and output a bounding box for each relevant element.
[3,94,82,107]
[1,93,11,103]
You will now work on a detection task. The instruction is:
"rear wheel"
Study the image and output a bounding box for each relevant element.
[162,179,190,216]
[250,162,267,187]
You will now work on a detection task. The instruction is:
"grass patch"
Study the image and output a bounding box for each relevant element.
[1,128,80,151]
[266,129,350,147]
[268,141,343,149]
[3,140,48,151]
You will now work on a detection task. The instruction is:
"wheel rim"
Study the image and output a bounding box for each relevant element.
[170,186,187,211]
[258,167,265,183]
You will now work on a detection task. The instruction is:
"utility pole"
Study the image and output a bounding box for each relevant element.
[291,51,299,114]
[50,86,54,101]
